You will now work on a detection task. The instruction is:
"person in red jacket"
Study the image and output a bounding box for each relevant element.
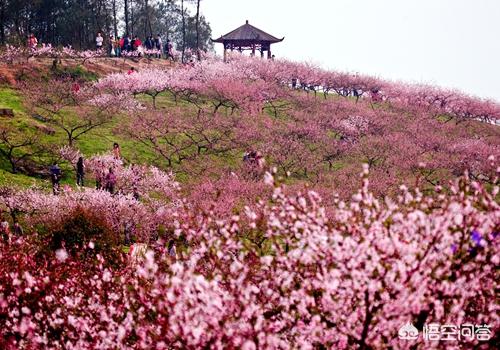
[132,36,142,51]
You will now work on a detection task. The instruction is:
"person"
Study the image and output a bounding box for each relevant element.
[132,36,142,51]
[167,240,176,259]
[124,34,132,52]
[154,34,163,58]
[0,214,10,242]
[76,156,85,186]
[243,150,265,179]
[95,160,104,190]
[124,220,133,245]
[96,32,104,50]
[105,168,117,194]
[119,36,126,52]
[12,221,23,236]
[133,186,140,201]
[49,162,62,195]
[165,39,173,60]
[108,34,115,57]
[145,36,153,50]
[27,33,38,49]
[114,36,122,57]
[112,142,121,159]
[127,67,136,75]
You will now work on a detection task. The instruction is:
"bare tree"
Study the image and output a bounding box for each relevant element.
[25,80,115,147]
[0,126,41,174]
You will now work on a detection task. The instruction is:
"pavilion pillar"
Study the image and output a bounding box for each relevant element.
[260,50,264,58]
[267,48,272,60]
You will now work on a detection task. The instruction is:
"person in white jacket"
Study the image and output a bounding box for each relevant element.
[96,32,103,50]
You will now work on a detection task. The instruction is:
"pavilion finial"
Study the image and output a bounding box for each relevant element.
[246,20,249,24]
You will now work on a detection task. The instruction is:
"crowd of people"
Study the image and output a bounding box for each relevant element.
[99,32,174,59]
[25,32,175,60]
[49,142,121,196]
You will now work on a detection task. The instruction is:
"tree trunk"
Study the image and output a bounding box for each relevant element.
[112,0,118,38]
[144,0,153,38]
[124,0,130,35]
[0,1,5,45]
[130,0,135,36]
[195,0,201,60]
[181,0,186,63]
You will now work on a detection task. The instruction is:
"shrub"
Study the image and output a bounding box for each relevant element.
[48,206,121,264]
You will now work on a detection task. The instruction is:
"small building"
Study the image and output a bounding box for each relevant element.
[212,20,284,61]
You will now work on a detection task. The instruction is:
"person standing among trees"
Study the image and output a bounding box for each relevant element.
[165,39,173,60]
[96,32,104,50]
[12,220,23,236]
[105,168,117,194]
[145,36,153,53]
[114,36,121,57]
[76,156,85,186]
[0,214,10,242]
[112,142,121,159]
[27,33,38,49]
[108,34,115,57]
[49,162,62,195]
[95,160,104,190]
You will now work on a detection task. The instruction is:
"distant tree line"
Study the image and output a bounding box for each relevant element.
[0,0,212,53]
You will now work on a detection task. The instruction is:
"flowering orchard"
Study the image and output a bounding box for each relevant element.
[90,54,500,201]
[0,44,105,65]
[0,54,499,348]
[0,165,498,349]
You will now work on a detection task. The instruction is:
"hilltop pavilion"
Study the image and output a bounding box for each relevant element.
[212,20,284,61]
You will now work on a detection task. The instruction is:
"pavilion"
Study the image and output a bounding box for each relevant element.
[212,20,284,62]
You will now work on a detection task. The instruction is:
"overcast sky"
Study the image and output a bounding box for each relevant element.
[199,0,500,101]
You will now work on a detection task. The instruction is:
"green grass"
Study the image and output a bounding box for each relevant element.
[0,86,248,190]
[0,168,47,188]
[0,87,25,114]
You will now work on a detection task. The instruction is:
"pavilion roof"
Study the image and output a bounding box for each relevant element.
[212,20,284,44]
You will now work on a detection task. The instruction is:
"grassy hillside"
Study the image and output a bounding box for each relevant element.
[1,57,499,204]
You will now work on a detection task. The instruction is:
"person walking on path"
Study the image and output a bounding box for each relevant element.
[96,32,104,50]
[50,162,62,195]
[76,156,85,186]
[105,168,117,194]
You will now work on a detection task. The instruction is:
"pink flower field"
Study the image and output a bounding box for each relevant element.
[0,52,498,349]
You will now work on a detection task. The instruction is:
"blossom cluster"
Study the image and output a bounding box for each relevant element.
[0,166,498,349]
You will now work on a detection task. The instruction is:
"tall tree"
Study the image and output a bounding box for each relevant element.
[181,0,186,63]
[112,0,118,38]
[195,0,201,60]
[124,0,130,35]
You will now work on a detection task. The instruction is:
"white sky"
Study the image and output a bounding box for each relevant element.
[199,0,500,101]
